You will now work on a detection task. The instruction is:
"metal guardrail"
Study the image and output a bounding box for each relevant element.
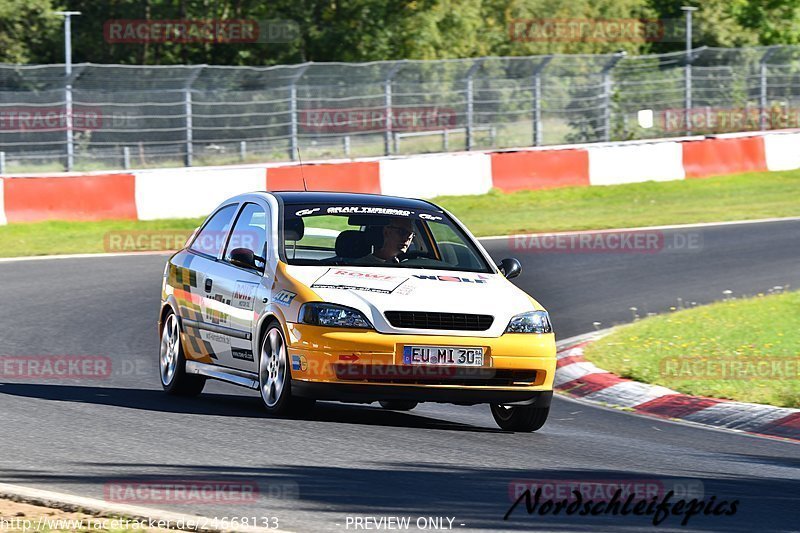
[1,46,800,172]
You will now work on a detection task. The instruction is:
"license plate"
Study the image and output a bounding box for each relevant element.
[402,346,484,367]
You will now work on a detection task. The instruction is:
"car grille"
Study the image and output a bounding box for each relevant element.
[384,311,494,331]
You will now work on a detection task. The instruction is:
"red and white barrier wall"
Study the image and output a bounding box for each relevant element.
[1,130,798,224]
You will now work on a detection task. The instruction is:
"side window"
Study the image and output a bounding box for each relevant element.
[189,204,238,258]
[224,203,268,266]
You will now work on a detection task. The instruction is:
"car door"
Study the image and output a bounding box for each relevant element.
[178,202,240,363]
[212,201,271,372]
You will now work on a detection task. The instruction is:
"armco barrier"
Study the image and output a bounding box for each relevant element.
[3,174,137,223]
[0,130,798,225]
[490,149,589,191]
[588,142,685,185]
[764,132,800,171]
[134,167,266,220]
[378,153,493,198]
[0,178,6,225]
[682,136,767,178]
[266,161,381,194]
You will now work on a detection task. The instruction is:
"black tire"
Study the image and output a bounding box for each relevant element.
[258,321,315,415]
[490,404,549,432]
[159,311,206,396]
[379,400,418,411]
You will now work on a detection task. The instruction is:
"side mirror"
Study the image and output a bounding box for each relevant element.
[229,248,257,270]
[498,257,522,280]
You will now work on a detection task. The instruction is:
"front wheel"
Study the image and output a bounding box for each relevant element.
[490,404,549,432]
[259,322,315,415]
[160,311,206,396]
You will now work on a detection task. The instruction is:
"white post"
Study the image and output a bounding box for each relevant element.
[55,11,81,171]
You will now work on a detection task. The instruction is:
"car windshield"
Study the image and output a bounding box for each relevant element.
[281,204,493,273]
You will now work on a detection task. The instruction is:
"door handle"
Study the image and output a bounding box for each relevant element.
[205,278,213,292]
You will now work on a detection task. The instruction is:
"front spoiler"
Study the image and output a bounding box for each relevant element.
[292,380,553,407]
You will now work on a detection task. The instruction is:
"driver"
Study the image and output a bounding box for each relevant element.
[362,217,415,264]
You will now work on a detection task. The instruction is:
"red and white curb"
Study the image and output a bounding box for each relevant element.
[555,332,800,442]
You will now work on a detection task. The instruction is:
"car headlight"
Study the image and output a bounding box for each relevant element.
[505,310,552,334]
[299,303,374,329]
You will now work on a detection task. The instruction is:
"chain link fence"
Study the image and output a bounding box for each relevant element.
[1,46,800,172]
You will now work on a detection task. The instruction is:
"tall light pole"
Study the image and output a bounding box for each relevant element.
[55,11,81,171]
[681,6,697,136]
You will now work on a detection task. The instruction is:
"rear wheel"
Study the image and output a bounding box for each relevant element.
[490,404,549,432]
[259,322,315,415]
[379,400,418,411]
[160,312,206,396]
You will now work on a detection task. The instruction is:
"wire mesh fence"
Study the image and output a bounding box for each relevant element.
[1,46,800,172]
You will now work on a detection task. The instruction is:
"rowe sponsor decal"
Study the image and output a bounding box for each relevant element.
[312,269,408,294]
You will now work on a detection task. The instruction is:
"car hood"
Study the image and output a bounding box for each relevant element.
[284,265,539,337]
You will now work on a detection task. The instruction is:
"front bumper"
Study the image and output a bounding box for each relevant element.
[284,323,556,404]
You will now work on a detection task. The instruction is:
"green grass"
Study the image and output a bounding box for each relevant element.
[0,218,204,257]
[583,291,800,407]
[435,168,800,236]
[0,167,799,257]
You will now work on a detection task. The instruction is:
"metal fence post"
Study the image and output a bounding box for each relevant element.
[532,56,553,147]
[240,141,247,161]
[384,62,406,156]
[123,146,131,169]
[466,59,484,151]
[183,66,204,167]
[184,89,193,167]
[343,136,351,158]
[602,52,626,143]
[288,64,310,161]
[759,47,778,131]
[0,152,5,174]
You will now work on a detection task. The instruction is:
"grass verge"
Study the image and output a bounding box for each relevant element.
[583,291,800,408]
[0,168,799,257]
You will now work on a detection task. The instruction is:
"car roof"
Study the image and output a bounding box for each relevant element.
[268,191,442,211]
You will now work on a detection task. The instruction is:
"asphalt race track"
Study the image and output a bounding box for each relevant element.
[0,219,799,532]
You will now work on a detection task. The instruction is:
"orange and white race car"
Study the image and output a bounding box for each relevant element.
[159,191,556,431]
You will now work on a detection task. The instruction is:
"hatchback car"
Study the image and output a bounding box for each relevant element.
[159,191,556,431]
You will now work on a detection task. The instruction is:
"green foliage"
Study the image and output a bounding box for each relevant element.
[2,0,798,66]
[0,0,60,63]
